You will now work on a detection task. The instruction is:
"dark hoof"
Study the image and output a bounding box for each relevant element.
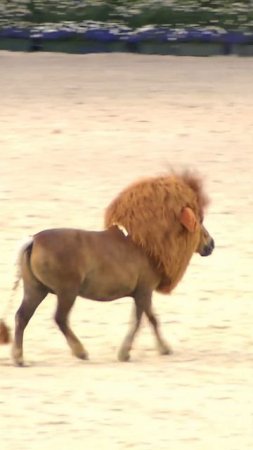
[161,349,172,356]
[13,353,25,367]
[14,360,26,367]
[118,350,130,362]
[76,352,89,361]
[159,345,173,356]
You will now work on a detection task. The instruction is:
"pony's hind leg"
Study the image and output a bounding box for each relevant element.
[12,284,48,366]
[55,291,88,360]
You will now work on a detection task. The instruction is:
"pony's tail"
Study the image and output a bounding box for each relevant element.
[0,237,33,345]
[0,320,11,344]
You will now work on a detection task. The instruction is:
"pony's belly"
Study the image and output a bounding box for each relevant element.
[78,272,136,301]
[78,282,132,301]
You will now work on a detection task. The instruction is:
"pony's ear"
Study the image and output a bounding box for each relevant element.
[180,207,197,233]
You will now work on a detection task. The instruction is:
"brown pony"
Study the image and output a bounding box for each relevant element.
[0,170,214,366]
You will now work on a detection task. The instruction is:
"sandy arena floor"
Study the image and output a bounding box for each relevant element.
[0,52,253,450]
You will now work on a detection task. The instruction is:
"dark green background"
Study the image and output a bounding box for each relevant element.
[1,1,253,31]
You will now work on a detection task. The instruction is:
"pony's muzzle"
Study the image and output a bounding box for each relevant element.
[200,237,215,257]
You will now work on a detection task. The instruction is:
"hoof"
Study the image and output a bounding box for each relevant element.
[75,351,89,361]
[118,349,130,362]
[14,358,25,367]
[12,347,25,367]
[79,353,89,360]
[71,342,89,360]
[159,344,173,356]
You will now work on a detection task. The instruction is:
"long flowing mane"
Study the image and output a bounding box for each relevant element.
[104,171,209,293]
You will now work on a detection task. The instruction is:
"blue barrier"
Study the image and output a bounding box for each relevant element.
[1,25,253,53]
[0,25,252,43]
[0,27,30,39]
[36,29,76,40]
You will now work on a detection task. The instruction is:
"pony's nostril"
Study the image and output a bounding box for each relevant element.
[201,239,214,257]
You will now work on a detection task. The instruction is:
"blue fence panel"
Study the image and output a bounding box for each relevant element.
[1,25,253,51]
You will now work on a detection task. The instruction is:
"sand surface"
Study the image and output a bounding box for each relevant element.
[0,52,253,449]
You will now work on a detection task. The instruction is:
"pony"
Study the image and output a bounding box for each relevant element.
[0,170,214,366]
